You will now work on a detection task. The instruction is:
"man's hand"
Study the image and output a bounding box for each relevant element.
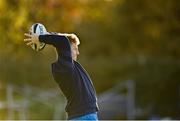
[24,33,40,46]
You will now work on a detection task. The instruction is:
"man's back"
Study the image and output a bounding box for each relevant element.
[52,60,98,119]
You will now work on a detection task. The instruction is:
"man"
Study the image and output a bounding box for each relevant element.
[24,32,99,120]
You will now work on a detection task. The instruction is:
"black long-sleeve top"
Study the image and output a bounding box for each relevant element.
[39,34,99,119]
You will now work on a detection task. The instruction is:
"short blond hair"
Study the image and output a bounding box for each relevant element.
[58,33,80,45]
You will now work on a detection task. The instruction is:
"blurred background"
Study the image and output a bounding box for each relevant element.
[0,0,180,120]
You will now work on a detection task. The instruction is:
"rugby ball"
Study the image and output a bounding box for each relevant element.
[29,23,47,51]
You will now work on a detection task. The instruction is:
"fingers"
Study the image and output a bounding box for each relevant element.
[26,41,33,46]
[24,33,32,46]
[24,33,32,44]
[24,33,32,37]
[24,38,31,42]
[24,32,34,47]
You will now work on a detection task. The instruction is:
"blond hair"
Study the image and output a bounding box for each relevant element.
[58,33,80,45]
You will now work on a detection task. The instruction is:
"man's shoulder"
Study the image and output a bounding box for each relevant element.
[51,60,74,73]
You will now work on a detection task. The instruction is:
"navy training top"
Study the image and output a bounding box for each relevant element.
[39,34,99,119]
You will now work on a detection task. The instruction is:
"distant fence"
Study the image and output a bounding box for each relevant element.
[98,80,136,120]
[0,84,65,120]
[1,80,137,120]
